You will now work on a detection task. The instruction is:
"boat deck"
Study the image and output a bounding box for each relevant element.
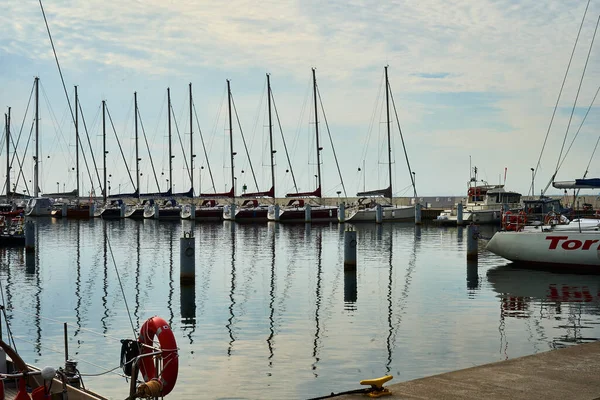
[336,341,600,399]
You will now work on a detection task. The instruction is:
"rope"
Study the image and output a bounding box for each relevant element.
[8,308,124,343]
[552,14,600,182]
[270,89,298,193]
[193,101,216,193]
[535,0,591,194]
[316,87,347,198]
[106,231,138,339]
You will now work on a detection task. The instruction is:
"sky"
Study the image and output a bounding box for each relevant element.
[1,0,600,198]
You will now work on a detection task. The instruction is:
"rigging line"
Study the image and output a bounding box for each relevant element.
[7,81,35,198]
[138,108,161,192]
[8,308,124,343]
[0,279,17,353]
[105,105,135,190]
[39,83,72,168]
[11,119,34,197]
[230,94,260,191]
[534,0,591,190]
[361,69,385,165]
[74,95,95,194]
[105,230,137,339]
[11,335,127,379]
[388,81,417,198]
[169,102,192,187]
[248,79,266,176]
[558,84,600,172]
[316,87,347,198]
[79,102,102,193]
[38,0,76,128]
[552,14,600,181]
[193,102,216,193]
[270,90,298,193]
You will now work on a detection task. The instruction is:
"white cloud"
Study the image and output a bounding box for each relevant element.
[1,0,599,195]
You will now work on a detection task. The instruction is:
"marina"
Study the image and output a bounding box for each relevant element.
[0,219,599,398]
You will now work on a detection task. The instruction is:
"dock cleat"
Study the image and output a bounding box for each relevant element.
[359,375,393,397]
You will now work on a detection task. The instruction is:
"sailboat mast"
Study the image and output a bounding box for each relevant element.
[167,87,173,193]
[102,100,106,202]
[312,68,322,191]
[189,83,194,196]
[5,107,10,197]
[34,77,39,198]
[134,92,140,198]
[75,85,79,201]
[385,66,392,198]
[227,80,235,196]
[267,74,275,193]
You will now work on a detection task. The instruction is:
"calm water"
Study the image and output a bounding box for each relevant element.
[1,219,600,399]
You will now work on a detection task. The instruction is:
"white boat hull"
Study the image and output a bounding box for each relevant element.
[345,205,415,222]
[486,230,600,267]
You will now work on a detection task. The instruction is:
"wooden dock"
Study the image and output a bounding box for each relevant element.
[335,341,600,399]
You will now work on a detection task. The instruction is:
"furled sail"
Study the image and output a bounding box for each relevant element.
[241,186,274,198]
[553,179,600,189]
[356,185,392,198]
[285,186,321,198]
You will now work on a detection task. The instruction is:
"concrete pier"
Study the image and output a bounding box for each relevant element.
[336,341,600,399]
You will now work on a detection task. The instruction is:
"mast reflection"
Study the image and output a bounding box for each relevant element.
[266,224,276,367]
[226,222,236,356]
[311,231,323,376]
[101,221,109,334]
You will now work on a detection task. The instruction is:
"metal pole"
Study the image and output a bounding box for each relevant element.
[34,77,39,198]
[168,88,173,193]
[312,68,322,193]
[102,100,107,202]
[189,83,194,196]
[135,92,140,198]
[385,66,392,200]
[267,74,275,193]
[63,322,69,364]
[75,86,79,202]
[5,109,9,198]
[227,80,235,197]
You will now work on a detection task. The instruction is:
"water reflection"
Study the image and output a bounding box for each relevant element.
[311,230,323,376]
[487,265,600,348]
[343,266,357,311]
[266,225,276,367]
[226,221,236,356]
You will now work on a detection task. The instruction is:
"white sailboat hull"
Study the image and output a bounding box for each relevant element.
[345,205,415,222]
[486,230,600,267]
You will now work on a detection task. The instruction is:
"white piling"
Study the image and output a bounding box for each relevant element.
[375,204,383,224]
[457,202,463,226]
[180,230,195,284]
[344,228,357,266]
[273,204,280,222]
[305,204,312,223]
[415,203,422,225]
[25,221,35,253]
[338,202,346,223]
[119,203,126,218]
[153,203,160,220]
[189,204,196,219]
[466,224,479,261]
[61,203,67,218]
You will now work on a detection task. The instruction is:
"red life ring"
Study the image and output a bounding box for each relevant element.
[138,316,179,396]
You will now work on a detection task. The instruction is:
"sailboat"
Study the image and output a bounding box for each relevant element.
[179,83,227,222]
[144,87,189,220]
[224,74,276,222]
[344,66,416,223]
[267,68,338,223]
[24,77,54,217]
